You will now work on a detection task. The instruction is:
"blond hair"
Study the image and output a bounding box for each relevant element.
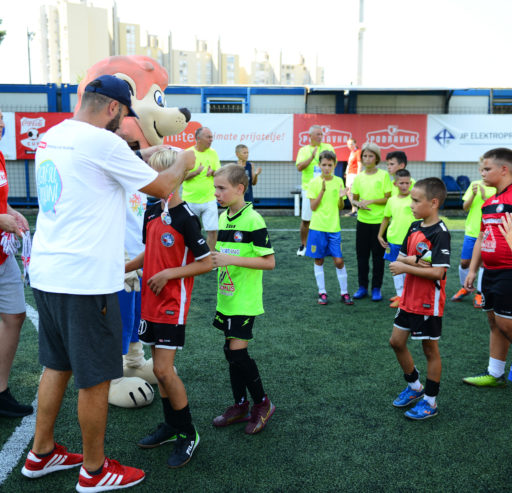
[148,149,178,172]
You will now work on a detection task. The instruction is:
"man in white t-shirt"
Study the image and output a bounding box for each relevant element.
[21,75,195,491]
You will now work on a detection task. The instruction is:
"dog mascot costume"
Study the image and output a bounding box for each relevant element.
[76,55,191,408]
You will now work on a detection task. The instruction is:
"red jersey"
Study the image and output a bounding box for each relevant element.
[399,220,451,317]
[347,148,361,175]
[141,201,210,325]
[0,152,9,266]
[480,184,512,270]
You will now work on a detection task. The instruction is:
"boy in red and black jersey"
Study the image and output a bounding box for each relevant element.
[125,149,212,468]
[388,178,450,420]
[463,148,512,388]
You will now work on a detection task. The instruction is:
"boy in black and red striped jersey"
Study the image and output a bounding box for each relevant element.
[125,149,212,468]
[388,178,450,420]
[463,148,512,388]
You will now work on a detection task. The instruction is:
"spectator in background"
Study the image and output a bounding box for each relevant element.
[295,125,335,256]
[183,127,221,251]
[345,138,362,217]
[236,144,261,203]
[0,108,33,418]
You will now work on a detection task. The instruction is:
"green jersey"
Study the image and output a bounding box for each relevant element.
[391,177,416,196]
[383,194,415,245]
[216,203,274,316]
[295,143,335,189]
[351,168,392,224]
[463,180,497,238]
[182,146,221,203]
[307,175,346,233]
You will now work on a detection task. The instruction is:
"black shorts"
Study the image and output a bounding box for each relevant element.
[481,268,512,319]
[394,308,442,340]
[213,311,255,340]
[33,288,123,389]
[138,319,185,349]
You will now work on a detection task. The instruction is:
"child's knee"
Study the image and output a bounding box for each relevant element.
[153,363,176,383]
[460,258,471,269]
[389,335,405,351]
[314,258,324,266]
[334,258,344,269]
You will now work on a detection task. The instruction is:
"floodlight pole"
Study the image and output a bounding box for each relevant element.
[357,0,365,85]
[27,28,35,84]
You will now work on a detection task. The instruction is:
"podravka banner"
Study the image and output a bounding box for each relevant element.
[293,114,427,162]
[15,112,73,160]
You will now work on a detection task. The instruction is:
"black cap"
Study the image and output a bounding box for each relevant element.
[84,75,138,118]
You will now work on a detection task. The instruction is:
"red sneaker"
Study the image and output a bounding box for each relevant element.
[76,457,145,492]
[245,395,275,435]
[21,443,83,478]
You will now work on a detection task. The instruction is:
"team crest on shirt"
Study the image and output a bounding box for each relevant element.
[497,204,504,213]
[233,231,243,242]
[161,232,175,247]
[481,227,496,252]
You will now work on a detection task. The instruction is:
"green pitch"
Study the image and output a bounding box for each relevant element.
[2,213,510,492]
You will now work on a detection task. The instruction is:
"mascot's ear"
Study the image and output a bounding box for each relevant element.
[113,73,137,99]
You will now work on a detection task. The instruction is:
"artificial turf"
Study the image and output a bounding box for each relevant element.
[1,212,510,493]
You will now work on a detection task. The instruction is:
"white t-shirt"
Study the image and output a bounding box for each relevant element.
[30,119,158,294]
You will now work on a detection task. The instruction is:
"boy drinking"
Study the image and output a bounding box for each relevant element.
[211,164,276,434]
[388,178,450,420]
[305,150,352,305]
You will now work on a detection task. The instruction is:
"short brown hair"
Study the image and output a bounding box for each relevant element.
[214,164,248,192]
[482,147,512,167]
[319,150,337,164]
[414,177,447,205]
[235,144,248,153]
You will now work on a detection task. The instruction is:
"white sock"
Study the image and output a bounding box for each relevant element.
[459,265,469,286]
[477,267,484,293]
[314,264,326,294]
[423,394,436,407]
[336,266,348,295]
[393,273,405,297]
[409,379,422,391]
[488,357,506,378]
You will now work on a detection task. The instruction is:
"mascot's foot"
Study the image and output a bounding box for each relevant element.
[123,358,158,385]
[108,376,154,408]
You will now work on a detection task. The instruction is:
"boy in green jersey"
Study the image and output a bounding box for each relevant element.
[305,150,352,305]
[451,163,496,308]
[386,151,416,196]
[211,164,276,434]
[377,169,415,308]
[352,142,392,301]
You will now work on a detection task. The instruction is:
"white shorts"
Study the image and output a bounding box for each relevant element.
[301,190,312,222]
[346,173,357,189]
[0,255,26,314]
[187,200,219,231]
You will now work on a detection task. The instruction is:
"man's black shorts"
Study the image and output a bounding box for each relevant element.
[213,311,255,340]
[394,308,442,340]
[482,268,512,319]
[138,319,185,349]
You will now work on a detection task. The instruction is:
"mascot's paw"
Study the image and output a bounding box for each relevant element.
[123,358,158,385]
[108,376,154,408]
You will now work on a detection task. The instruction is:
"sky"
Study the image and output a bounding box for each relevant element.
[0,0,511,87]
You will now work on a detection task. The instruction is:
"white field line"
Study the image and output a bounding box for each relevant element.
[268,229,465,232]
[0,304,39,486]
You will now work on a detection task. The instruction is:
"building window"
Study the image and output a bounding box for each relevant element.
[206,98,244,113]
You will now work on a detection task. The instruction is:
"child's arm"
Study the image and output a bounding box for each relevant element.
[389,260,446,281]
[351,193,370,210]
[310,179,326,211]
[463,183,479,212]
[147,254,213,296]
[211,252,275,271]
[252,164,262,185]
[125,251,145,272]
[358,192,391,209]
[377,217,391,249]
[498,212,512,252]
[464,232,483,291]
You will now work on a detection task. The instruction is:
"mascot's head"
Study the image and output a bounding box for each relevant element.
[76,55,191,149]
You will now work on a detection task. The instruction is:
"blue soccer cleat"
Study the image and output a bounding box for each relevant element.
[404,399,438,420]
[392,386,425,407]
[371,287,383,301]
[353,287,368,299]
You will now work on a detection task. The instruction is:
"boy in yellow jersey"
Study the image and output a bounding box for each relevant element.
[305,151,352,305]
[451,166,496,308]
[386,151,415,196]
[352,143,392,301]
[377,169,415,308]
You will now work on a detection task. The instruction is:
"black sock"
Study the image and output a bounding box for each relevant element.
[161,397,173,425]
[34,446,55,459]
[244,357,265,404]
[87,465,103,476]
[229,364,247,405]
[425,378,440,397]
[169,404,195,436]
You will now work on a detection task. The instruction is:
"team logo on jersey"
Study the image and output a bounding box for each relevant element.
[138,320,147,336]
[481,227,496,252]
[234,231,243,242]
[161,232,175,247]
[219,267,235,294]
[416,242,429,255]
[497,204,504,213]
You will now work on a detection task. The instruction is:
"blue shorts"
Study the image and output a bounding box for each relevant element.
[117,287,142,355]
[383,243,401,262]
[306,230,343,259]
[461,235,477,260]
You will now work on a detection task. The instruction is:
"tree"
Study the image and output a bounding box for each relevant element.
[0,20,5,45]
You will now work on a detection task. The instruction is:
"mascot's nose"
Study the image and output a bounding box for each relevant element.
[179,108,191,122]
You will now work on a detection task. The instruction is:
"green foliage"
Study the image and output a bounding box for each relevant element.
[2,214,511,492]
[0,20,5,45]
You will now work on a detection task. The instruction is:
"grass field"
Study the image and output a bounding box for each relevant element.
[2,212,511,493]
